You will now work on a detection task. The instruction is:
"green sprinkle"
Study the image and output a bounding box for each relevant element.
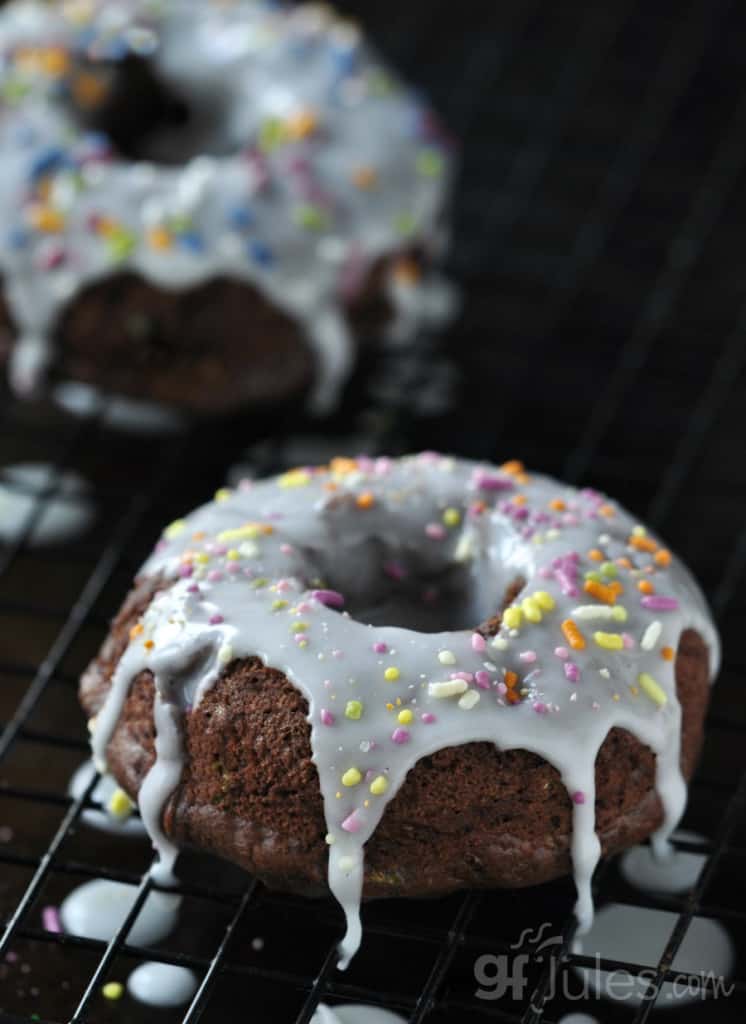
[291,621,310,633]
[416,148,444,177]
[345,700,363,720]
[271,599,288,611]
[294,203,329,231]
[259,117,287,152]
[600,561,618,578]
[393,212,416,237]
[251,577,268,589]
[584,570,603,582]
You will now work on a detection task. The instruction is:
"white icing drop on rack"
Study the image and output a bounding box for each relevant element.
[0,0,455,411]
[127,961,198,1007]
[59,878,180,945]
[0,463,94,546]
[620,829,707,894]
[89,454,719,969]
[312,1005,406,1024]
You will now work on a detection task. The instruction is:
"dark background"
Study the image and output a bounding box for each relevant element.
[2,1,746,1022]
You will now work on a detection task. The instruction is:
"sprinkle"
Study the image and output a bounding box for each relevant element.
[341,809,362,833]
[583,579,620,604]
[428,680,468,698]
[341,768,362,787]
[519,651,537,663]
[421,712,436,724]
[533,701,548,714]
[42,905,61,933]
[425,522,447,540]
[572,604,628,622]
[474,670,491,689]
[588,548,603,561]
[492,635,509,650]
[437,650,456,666]
[102,982,124,1001]
[384,666,400,682]
[554,646,569,659]
[654,549,672,567]
[564,662,580,683]
[391,727,411,744]
[661,646,675,661]
[599,668,610,679]
[164,518,186,540]
[641,620,662,650]
[641,595,679,611]
[129,623,144,640]
[503,606,522,629]
[630,533,658,553]
[533,591,556,611]
[373,641,388,654]
[356,491,375,509]
[561,619,586,650]
[593,631,624,650]
[107,788,134,820]
[218,644,233,665]
[272,599,289,611]
[209,613,224,625]
[313,589,345,608]
[143,640,154,650]
[278,469,311,488]
[214,487,232,502]
[471,633,486,652]
[345,700,363,720]
[320,709,335,726]
[443,507,461,527]
[572,791,586,805]
[370,775,389,795]
[416,147,444,177]
[294,203,329,231]
[458,690,480,710]
[397,708,414,725]
[638,672,668,707]
[291,621,310,634]
[521,597,542,622]
[352,165,378,190]
[338,855,357,873]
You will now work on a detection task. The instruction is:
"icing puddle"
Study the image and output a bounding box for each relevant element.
[88,454,719,969]
[0,463,94,546]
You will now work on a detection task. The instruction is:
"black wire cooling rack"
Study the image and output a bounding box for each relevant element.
[2,0,746,1021]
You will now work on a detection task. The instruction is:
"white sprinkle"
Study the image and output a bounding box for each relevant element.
[598,533,611,544]
[338,856,357,873]
[454,534,476,562]
[573,604,615,621]
[218,644,233,665]
[483,661,497,671]
[325,833,335,845]
[437,650,456,665]
[428,680,468,698]
[491,636,509,650]
[458,690,480,710]
[641,620,663,651]
[546,528,560,540]
[599,668,610,679]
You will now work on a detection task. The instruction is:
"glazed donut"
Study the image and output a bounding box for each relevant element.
[0,1,455,412]
[81,454,718,966]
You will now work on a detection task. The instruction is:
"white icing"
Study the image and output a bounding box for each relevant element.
[312,1006,406,1024]
[59,878,180,945]
[574,903,733,1007]
[620,829,707,894]
[127,961,198,1007]
[0,0,455,411]
[557,1016,600,1024]
[53,380,186,434]
[68,758,146,837]
[89,454,719,969]
[0,462,94,545]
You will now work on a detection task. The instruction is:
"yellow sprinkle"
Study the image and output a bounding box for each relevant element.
[226,548,240,561]
[195,553,210,565]
[287,108,318,139]
[370,775,389,795]
[443,507,461,527]
[291,621,310,633]
[638,672,668,707]
[129,623,144,641]
[271,599,288,611]
[384,666,400,681]
[217,524,262,542]
[503,606,523,629]
[385,702,394,711]
[107,787,134,820]
[28,204,65,233]
[593,631,624,650]
[533,590,555,611]
[214,487,232,502]
[102,982,124,1001]
[397,709,413,725]
[342,768,362,787]
[164,518,186,540]
[345,700,363,720]
[521,597,542,623]
[278,468,311,488]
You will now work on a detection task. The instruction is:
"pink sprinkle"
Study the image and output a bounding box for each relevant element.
[42,905,61,934]
[450,671,474,682]
[533,701,548,714]
[519,651,537,663]
[332,649,343,659]
[37,242,66,269]
[474,670,491,689]
[187,584,200,594]
[280,543,294,555]
[425,523,446,540]
[564,662,580,683]
[276,579,291,591]
[294,633,308,644]
[296,601,312,613]
[341,810,362,833]
[497,682,508,695]
[391,728,411,744]
[312,588,345,608]
[226,562,241,575]
[373,641,388,654]
[473,469,513,492]
[5,951,18,963]
[179,564,193,578]
[641,595,679,611]
[383,560,407,581]
[421,712,436,724]
[209,614,224,625]
[554,646,569,660]
[538,566,553,579]
[572,791,586,805]
[471,633,486,653]
[622,632,635,649]
[320,709,335,726]
[375,457,392,475]
[207,570,224,583]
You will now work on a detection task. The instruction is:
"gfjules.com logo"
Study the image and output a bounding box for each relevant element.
[474,922,734,1008]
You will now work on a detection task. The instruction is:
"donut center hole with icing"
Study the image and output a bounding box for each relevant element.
[67,55,239,166]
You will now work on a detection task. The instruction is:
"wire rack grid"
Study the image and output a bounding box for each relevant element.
[2,0,746,1021]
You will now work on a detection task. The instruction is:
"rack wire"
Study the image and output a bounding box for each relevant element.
[2,0,746,1020]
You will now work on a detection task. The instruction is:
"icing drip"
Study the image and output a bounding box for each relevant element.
[89,454,719,968]
[0,0,455,410]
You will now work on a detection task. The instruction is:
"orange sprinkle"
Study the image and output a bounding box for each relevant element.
[549,498,566,511]
[583,579,618,605]
[72,71,109,109]
[561,619,586,650]
[616,557,633,569]
[588,548,603,562]
[599,503,616,517]
[323,481,339,492]
[192,531,206,541]
[505,688,522,704]
[515,473,530,485]
[504,670,518,689]
[393,256,421,284]
[356,491,375,510]
[352,165,379,190]
[637,579,655,595]
[287,109,318,139]
[144,640,154,650]
[661,646,674,661]
[654,549,672,567]
[330,457,358,476]
[630,534,658,553]
[609,580,624,596]
[512,494,527,506]
[129,623,144,640]
[502,460,524,475]
[147,227,171,250]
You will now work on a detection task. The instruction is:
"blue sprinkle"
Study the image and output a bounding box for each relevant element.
[28,147,68,181]
[228,207,255,231]
[178,233,205,253]
[248,241,273,267]
[7,227,29,250]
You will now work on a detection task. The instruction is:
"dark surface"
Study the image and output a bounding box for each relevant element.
[1,0,746,1022]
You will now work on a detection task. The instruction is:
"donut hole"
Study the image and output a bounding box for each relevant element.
[66,55,238,166]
